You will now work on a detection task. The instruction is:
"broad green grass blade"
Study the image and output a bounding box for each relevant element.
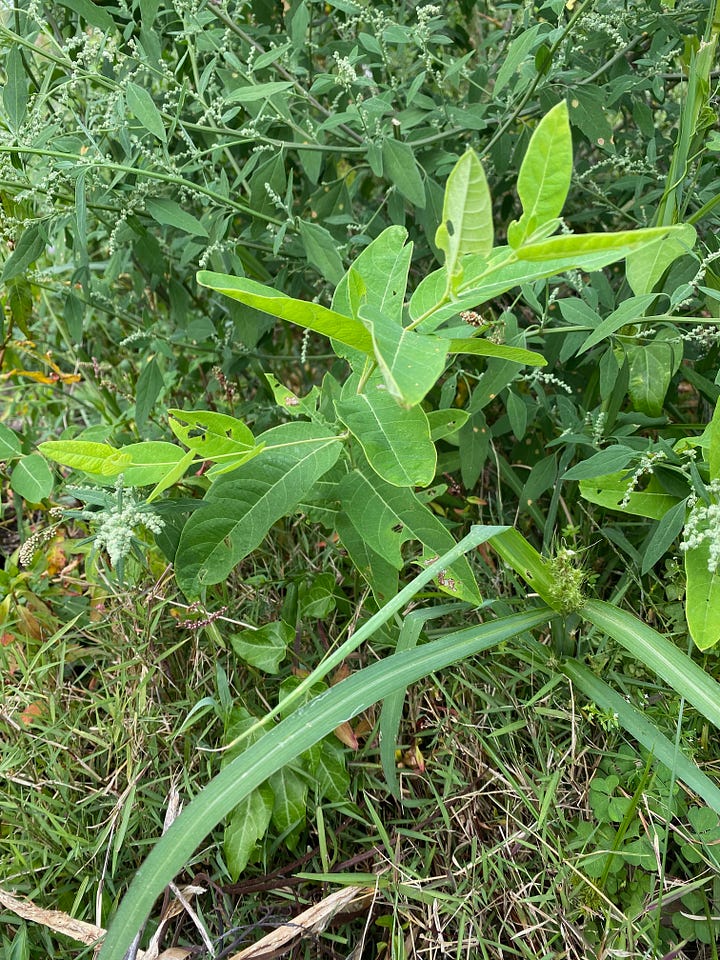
[379,602,470,797]
[582,600,720,728]
[197,271,373,354]
[559,656,720,815]
[489,528,559,609]
[257,524,505,735]
[97,607,553,960]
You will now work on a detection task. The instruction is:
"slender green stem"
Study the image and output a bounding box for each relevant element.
[0,145,283,225]
[479,0,600,160]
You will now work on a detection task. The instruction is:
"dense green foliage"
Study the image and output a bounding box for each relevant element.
[3,0,720,958]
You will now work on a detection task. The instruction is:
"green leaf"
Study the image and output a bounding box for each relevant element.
[562,446,636,482]
[506,390,527,441]
[135,357,165,430]
[264,373,320,420]
[145,198,207,236]
[299,573,337,619]
[175,427,342,596]
[305,738,349,802]
[409,247,663,333]
[120,442,189,487]
[10,454,54,502]
[568,85,614,147]
[507,101,572,249]
[230,621,294,673]
[168,409,255,460]
[224,784,274,880]
[197,272,372,354]
[434,149,493,279]
[337,468,481,604]
[2,224,47,282]
[336,386,436,487]
[222,706,274,879]
[96,606,552,960]
[269,765,308,849]
[0,423,22,460]
[298,220,345,284]
[360,304,447,407]
[626,333,682,418]
[147,449,196,503]
[516,225,688,262]
[382,139,426,208]
[494,24,542,96]
[3,48,28,131]
[577,295,658,355]
[626,223,697,295]
[709,398,720,482]
[38,441,132,477]
[641,499,687,575]
[557,658,720,816]
[333,226,412,326]
[445,338,546,367]
[56,0,115,30]
[685,540,720,651]
[7,276,33,336]
[334,514,399,603]
[225,81,295,103]
[582,600,720,723]
[427,409,470,441]
[125,82,166,142]
[579,472,680,520]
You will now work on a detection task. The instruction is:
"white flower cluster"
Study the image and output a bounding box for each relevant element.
[18,527,56,568]
[91,495,164,569]
[619,450,667,508]
[681,480,720,573]
[333,52,357,91]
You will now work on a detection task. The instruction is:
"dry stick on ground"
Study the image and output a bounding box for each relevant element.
[226,885,374,960]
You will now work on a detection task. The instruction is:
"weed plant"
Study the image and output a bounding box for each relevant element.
[2,1,720,959]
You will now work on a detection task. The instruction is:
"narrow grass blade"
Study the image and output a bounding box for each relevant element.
[561,658,720,815]
[379,602,469,797]
[582,600,720,729]
[97,607,554,960]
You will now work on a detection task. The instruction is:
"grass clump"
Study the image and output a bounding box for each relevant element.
[3,0,720,958]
